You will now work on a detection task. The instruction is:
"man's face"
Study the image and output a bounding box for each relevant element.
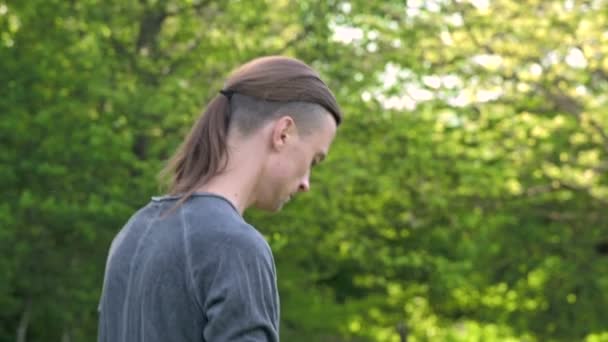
[257,112,337,212]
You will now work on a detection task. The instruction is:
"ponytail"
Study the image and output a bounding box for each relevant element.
[160,92,232,206]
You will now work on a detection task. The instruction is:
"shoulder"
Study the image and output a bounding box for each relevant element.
[231,222,272,255]
[180,195,273,258]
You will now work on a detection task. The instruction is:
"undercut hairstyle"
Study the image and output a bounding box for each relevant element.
[160,56,343,205]
[229,94,329,137]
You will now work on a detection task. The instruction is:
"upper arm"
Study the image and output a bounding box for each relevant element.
[194,233,280,342]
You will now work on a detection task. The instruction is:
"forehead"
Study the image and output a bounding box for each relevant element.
[306,112,337,153]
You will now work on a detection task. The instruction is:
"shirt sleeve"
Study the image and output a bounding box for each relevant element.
[197,237,280,342]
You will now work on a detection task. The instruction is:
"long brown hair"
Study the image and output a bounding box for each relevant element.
[159,56,343,206]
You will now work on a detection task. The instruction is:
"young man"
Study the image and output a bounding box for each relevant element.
[97,56,343,342]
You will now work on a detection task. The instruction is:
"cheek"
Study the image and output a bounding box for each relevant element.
[287,156,308,183]
[272,146,310,184]
[294,147,313,175]
[282,148,306,176]
[298,159,310,179]
[269,156,296,185]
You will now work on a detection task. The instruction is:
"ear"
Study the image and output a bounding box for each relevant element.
[270,115,297,150]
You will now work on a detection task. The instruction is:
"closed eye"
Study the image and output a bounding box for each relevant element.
[311,153,326,168]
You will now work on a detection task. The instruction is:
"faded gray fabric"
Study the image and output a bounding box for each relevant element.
[98,193,279,342]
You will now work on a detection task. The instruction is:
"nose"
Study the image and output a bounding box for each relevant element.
[298,175,310,192]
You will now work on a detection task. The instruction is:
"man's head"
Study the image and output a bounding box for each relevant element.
[232,97,338,211]
[163,56,342,211]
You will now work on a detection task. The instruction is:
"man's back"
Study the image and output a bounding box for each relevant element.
[98,193,279,342]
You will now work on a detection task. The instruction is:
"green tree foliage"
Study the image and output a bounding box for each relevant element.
[2,0,607,341]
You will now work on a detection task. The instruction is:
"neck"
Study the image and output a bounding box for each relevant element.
[196,137,265,215]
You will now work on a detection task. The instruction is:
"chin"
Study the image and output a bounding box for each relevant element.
[271,201,286,212]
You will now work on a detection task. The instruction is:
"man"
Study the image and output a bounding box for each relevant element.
[97,56,343,341]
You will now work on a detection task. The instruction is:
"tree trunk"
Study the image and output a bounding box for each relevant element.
[61,327,71,342]
[397,321,408,342]
[16,298,31,342]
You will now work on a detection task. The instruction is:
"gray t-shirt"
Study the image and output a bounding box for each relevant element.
[98,193,280,342]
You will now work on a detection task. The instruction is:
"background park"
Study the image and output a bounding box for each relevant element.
[2,0,608,341]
